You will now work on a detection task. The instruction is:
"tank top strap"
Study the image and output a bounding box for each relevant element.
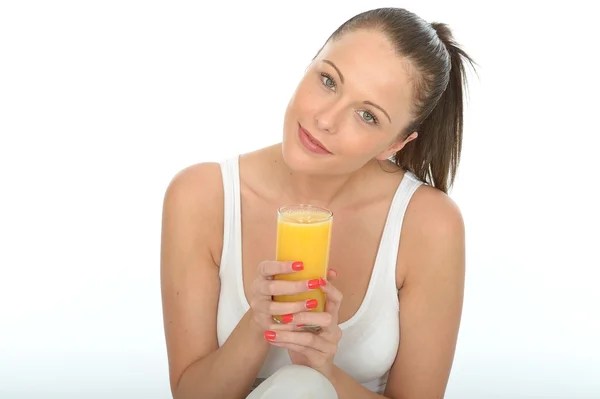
[376,171,424,282]
[218,156,243,280]
[339,171,424,331]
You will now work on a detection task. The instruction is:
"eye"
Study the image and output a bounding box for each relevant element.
[320,73,336,91]
[357,110,378,125]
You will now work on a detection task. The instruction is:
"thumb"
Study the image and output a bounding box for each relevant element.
[327,268,338,280]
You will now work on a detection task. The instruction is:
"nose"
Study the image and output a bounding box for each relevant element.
[314,102,343,134]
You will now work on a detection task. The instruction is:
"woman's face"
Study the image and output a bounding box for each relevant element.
[282,29,418,176]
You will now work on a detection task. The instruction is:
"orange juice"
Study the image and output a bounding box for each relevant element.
[273,205,333,322]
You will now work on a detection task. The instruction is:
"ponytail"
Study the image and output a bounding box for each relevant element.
[393,23,476,194]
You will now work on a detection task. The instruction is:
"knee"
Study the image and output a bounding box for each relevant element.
[253,365,338,399]
[272,365,337,394]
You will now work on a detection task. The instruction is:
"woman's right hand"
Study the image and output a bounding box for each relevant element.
[249,260,325,330]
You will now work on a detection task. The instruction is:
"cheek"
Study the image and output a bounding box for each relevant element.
[332,123,387,154]
[289,76,327,114]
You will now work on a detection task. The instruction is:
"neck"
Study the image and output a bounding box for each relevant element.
[271,146,376,208]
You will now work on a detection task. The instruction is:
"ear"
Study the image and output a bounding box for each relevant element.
[375,132,418,161]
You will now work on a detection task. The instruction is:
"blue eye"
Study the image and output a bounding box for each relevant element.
[320,73,336,91]
[358,110,378,124]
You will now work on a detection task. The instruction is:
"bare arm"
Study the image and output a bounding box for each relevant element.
[328,366,391,398]
[384,187,466,399]
[161,163,269,399]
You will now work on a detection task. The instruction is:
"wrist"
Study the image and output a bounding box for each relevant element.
[323,364,339,384]
[245,308,269,339]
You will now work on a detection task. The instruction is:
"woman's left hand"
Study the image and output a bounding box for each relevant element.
[265,268,343,378]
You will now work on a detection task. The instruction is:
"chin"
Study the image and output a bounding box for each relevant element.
[281,133,315,173]
[280,125,330,175]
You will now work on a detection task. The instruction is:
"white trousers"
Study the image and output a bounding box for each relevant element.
[247,365,338,399]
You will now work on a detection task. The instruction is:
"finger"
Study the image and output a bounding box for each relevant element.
[281,311,333,328]
[327,268,338,280]
[253,298,318,316]
[257,277,324,296]
[320,279,343,315]
[266,322,324,335]
[266,323,298,332]
[258,260,304,277]
[264,330,335,354]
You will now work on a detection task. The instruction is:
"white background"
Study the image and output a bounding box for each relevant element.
[1,1,599,398]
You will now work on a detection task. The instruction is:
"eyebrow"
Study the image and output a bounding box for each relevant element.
[322,59,392,124]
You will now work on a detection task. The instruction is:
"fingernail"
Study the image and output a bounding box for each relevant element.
[319,277,327,286]
[264,330,276,341]
[281,314,293,324]
[330,269,338,276]
[306,299,318,309]
[307,279,320,289]
[292,262,304,271]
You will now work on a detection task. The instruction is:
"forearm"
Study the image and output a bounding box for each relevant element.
[329,366,391,399]
[175,310,269,399]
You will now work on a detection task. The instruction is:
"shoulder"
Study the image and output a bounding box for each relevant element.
[162,162,225,265]
[408,184,464,240]
[164,162,224,206]
[397,184,465,283]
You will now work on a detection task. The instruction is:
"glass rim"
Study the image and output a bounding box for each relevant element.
[277,204,333,223]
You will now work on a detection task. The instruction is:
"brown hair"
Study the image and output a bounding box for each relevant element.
[326,8,476,193]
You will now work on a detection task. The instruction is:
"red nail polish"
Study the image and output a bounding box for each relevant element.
[307,279,320,289]
[281,314,293,324]
[319,277,327,286]
[292,262,304,271]
[264,331,276,341]
[306,299,318,309]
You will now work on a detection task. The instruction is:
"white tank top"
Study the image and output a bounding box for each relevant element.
[216,156,423,394]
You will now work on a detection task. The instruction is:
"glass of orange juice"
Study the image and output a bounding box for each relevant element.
[273,204,333,333]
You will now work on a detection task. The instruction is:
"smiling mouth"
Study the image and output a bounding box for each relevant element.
[298,124,331,154]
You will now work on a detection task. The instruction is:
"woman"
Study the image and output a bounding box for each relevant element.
[161,7,475,399]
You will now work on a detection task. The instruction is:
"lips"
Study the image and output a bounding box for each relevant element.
[299,124,331,154]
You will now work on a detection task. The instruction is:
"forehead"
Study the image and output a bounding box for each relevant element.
[315,29,415,121]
